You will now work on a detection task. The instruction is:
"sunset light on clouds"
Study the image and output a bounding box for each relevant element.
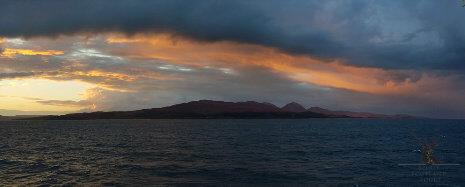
[1,0,465,118]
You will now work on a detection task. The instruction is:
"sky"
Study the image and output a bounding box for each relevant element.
[0,0,464,118]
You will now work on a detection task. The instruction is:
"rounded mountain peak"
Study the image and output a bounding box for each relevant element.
[282,102,307,112]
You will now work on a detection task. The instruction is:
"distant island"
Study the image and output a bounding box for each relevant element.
[0,115,44,121]
[21,100,422,120]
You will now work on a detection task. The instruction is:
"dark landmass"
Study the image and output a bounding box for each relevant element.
[0,115,43,121]
[22,100,422,120]
[307,107,423,119]
[282,102,307,112]
[25,100,342,120]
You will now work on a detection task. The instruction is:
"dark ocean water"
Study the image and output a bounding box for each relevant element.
[0,119,464,186]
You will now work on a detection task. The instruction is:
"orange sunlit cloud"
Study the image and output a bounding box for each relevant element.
[2,48,64,58]
[0,33,450,100]
[104,34,427,96]
[1,33,462,118]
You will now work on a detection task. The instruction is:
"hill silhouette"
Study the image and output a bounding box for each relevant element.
[162,100,285,114]
[307,107,421,119]
[25,100,421,120]
[29,100,338,120]
[282,102,307,112]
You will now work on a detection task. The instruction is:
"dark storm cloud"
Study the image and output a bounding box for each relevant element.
[375,70,423,85]
[1,0,464,70]
[400,28,431,43]
[331,0,465,70]
[0,0,345,58]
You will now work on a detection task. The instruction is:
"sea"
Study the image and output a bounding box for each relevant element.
[0,119,464,186]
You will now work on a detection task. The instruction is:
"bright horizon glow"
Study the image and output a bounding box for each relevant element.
[0,79,93,114]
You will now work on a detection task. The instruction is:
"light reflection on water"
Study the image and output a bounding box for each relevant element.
[0,119,464,186]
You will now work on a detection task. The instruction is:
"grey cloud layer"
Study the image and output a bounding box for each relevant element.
[1,40,464,118]
[1,0,464,70]
[0,71,59,79]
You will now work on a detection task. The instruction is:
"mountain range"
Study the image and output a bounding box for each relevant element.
[25,100,421,120]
